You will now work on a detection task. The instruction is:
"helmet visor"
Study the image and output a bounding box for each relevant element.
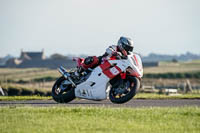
[122,44,133,52]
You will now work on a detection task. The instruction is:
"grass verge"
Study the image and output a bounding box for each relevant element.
[0,96,51,101]
[0,106,200,133]
[1,93,200,101]
[135,93,200,99]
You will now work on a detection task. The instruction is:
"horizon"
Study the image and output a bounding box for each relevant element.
[1,50,199,58]
[1,0,200,57]
[1,48,200,58]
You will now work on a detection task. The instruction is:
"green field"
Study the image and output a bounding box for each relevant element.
[0,60,200,82]
[0,106,199,133]
[0,68,59,82]
[144,60,200,74]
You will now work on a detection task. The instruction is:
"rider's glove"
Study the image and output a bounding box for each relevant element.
[106,45,117,56]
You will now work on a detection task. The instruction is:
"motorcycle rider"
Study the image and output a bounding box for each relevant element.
[102,36,134,60]
[77,36,134,74]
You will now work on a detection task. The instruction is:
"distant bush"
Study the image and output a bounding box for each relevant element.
[194,73,200,78]
[50,53,68,60]
[21,88,34,96]
[176,73,185,78]
[46,91,52,96]
[34,89,46,96]
[17,80,29,84]
[7,87,21,96]
[33,76,57,82]
[1,85,50,96]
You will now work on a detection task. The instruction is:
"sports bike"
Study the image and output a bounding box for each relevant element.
[52,53,143,104]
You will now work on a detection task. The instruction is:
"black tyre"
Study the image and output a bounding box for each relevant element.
[109,76,140,104]
[52,76,75,103]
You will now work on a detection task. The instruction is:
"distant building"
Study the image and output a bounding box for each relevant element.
[3,50,76,69]
[0,58,4,66]
[0,55,14,66]
[20,50,45,60]
[4,58,22,67]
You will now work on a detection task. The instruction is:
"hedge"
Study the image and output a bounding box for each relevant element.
[144,72,200,79]
[1,85,51,96]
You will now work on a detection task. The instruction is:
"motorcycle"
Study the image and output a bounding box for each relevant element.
[52,52,143,104]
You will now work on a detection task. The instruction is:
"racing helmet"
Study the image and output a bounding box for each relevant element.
[117,36,134,54]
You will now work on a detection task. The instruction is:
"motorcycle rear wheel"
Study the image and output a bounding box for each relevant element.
[52,76,75,103]
[109,76,140,104]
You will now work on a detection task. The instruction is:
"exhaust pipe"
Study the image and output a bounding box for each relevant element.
[58,66,76,87]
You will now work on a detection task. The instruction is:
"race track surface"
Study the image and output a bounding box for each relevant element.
[0,99,200,107]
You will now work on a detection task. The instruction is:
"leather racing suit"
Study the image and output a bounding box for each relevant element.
[81,45,128,70]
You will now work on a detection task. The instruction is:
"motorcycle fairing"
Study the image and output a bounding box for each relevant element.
[75,66,110,100]
[74,52,143,100]
[100,60,122,79]
[126,53,143,78]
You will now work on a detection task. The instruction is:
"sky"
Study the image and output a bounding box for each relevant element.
[0,0,200,57]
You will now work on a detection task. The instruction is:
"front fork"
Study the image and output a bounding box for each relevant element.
[58,66,77,87]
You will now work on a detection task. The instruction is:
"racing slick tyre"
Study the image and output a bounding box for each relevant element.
[109,76,140,104]
[52,76,75,103]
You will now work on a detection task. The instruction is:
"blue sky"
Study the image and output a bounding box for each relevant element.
[0,0,200,57]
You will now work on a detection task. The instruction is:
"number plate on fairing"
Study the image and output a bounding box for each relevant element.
[110,67,120,75]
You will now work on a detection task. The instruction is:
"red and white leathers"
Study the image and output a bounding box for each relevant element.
[103,45,128,60]
[105,45,118,58]
[79,45,129,72]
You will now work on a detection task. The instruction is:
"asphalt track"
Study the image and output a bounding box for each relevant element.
[0,99,200,107]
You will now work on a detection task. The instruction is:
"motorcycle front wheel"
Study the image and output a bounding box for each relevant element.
[52,76,75,103]
[109,76,140,104]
